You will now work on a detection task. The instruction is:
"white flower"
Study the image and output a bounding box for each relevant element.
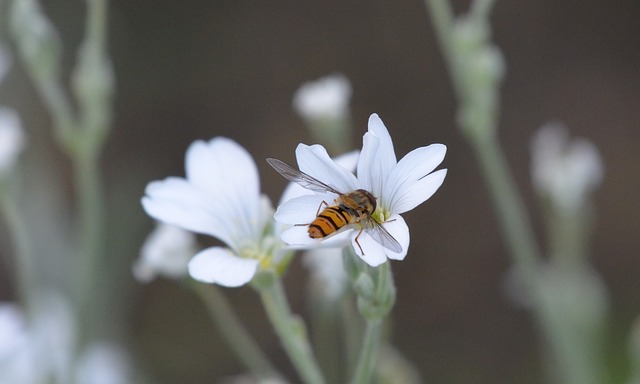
[274,114,447,267]
[133,223,196,282]
[303,248,347,301]
[142,137,279,287]
[74,343,133,384]
[292,74,352,121]
[0,294,76,384]
[531,123,603,212]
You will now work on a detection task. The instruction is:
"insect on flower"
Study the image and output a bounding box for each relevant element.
[267,157,402,255]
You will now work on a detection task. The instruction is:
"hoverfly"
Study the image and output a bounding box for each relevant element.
[266,158,402,255]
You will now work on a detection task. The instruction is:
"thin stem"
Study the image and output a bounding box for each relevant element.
[341,295,362,376]
[307,291,341,383]
[72,0,112,346]
[0,183,38,316]
[259,279,325,384]
[72,150,105,345]
[425,0,541,284]
[350,319,383,384]
[349,263,393,384]
[192,282,282,381]
[38,80,76,150]
[469,0,496,23]
[470,136,541,282]
[424,0,456,68]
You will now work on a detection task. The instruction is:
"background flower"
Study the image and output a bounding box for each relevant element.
[132,223,196,283]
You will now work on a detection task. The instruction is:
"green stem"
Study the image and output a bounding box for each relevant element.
[307,289,341,383]
[425,0,541,285]
[469,0,496,23]
[71,0,112,347]
[192,282,282,381]
[470,136,541,282]
[341,294,362,377]
[350,263,394,384]
[0,183,38,316]
[350,319,383,384]
[259,279,325,384]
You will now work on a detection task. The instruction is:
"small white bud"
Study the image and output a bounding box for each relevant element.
[292,74,352,122]
[531,123,603,212]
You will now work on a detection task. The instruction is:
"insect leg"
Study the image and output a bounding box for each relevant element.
[354,226,365,255]
[315,200,329,217]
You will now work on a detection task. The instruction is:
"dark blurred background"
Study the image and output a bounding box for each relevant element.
[1,0,639,383]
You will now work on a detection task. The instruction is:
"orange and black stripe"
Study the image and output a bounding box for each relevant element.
[308,206,352,238]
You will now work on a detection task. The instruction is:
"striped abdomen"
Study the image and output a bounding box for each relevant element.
[308,205,352,238]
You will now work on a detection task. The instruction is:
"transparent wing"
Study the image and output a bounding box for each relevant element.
[365,219,403,253]
[266,158,343,195]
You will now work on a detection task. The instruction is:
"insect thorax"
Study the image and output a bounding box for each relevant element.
[339,189,376,218]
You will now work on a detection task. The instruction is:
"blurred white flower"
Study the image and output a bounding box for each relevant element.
[133,223,195,282]
[142,137,282,287]
[273,114,447,267]
[74,342,133,384]
[292,74,352,121]
[0,303,38,384]
[531,123,603,212]
[0,293,76,384]
[303,247,347,301]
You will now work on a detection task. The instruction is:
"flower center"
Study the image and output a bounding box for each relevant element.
[238,234,279,270]
[371,206,391,223]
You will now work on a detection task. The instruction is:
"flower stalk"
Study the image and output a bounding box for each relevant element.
[258,277,325,384]
[191,281,282,381]
[9,0,114,349]
[344,247,396,384]
[0,181,38,316]
[425,1,610,383]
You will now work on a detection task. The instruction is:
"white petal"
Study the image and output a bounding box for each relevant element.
[334,150,359,172]
[278,181,313,205]
[134,223,195,282]
[351,215,409,265]
[388,169,447,214]
[295,144,358,193]
[385,144,447,213]
[188,247,258,287]
[381,215,410,261]
[278,150,359,205]
[186,138,259,199]
[367,114,396,164]
[358,114,397,198]
[281,225,353,249]
[274,194,331,224]
[141,178,234,245]
[352,232,388,267]
[357,132,381,195]
[185,138,262,240]
[281,225,321,247]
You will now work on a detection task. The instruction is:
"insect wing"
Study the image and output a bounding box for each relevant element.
[365,219,403,253]
[266,158,343,195]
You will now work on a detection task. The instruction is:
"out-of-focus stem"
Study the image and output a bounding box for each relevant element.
[260,278,325,384]
[0,183,37,316]
[349,318,382,384]
[192,282,282,381]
